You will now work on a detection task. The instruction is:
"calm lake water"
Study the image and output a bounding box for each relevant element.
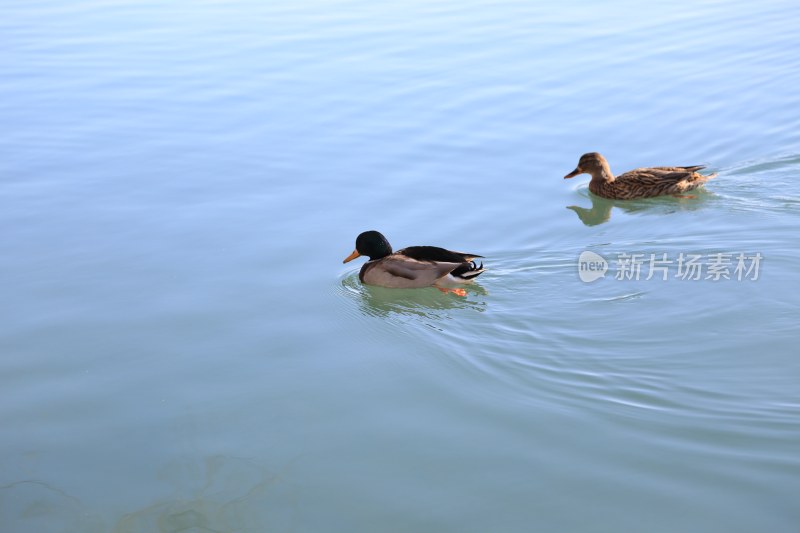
[2,0,800,531]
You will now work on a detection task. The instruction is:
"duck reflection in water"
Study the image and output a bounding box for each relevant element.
[567,189,715,226]
[341,275,487,321]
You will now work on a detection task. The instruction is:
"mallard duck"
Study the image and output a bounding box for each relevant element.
[564,152,717,200]
[343,230,485,290]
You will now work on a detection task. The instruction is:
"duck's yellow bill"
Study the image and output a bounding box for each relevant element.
[343,250,361,263]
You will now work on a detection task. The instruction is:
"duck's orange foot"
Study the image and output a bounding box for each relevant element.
[437,287,467,297]
[672,194,696,199]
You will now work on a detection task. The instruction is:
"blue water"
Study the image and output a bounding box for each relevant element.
[2,0,800,531]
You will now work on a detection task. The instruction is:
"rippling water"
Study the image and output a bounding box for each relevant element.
[2,0,799,531]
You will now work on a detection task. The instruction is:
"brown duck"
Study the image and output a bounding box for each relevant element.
[564,152,717,200]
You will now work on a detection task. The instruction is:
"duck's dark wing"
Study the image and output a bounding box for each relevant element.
[619,168,703,187]
[650,165,706,173]
[397,246,483,263]
[612,166,716,198]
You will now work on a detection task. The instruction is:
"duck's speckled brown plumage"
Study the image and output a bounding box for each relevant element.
[564,152,717,200]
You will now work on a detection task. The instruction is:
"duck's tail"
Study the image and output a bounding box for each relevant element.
[692,172,717,184]
[450,261,486,283]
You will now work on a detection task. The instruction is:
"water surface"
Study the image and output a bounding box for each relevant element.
[2,0,799,531]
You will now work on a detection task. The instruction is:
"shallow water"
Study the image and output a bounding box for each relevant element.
[2,0,799,531]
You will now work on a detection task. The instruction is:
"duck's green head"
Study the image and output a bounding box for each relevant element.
[343,230,393,263]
